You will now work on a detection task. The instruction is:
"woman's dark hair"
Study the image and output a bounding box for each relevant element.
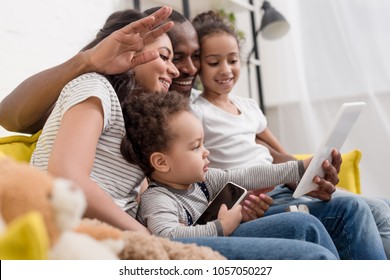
[191,10,241,47]
[81,9,147,103]
[120,90,190,176]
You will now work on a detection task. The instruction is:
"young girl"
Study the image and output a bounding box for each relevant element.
[120,90,334,242]
[191,11,279,170]
[190,11,388,260]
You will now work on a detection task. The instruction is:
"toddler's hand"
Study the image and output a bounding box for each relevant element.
[218,204,242,236]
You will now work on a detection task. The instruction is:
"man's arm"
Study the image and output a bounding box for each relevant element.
[0,6,173,133]
[0,53,91,133]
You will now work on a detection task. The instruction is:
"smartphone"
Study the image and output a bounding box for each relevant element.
[194,182,247,225]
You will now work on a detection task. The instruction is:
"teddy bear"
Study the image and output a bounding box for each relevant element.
[0,156,124,259]
[76,218,226,260]
[0,156,225,260]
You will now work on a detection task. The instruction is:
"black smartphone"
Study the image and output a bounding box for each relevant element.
[194,182,247,225]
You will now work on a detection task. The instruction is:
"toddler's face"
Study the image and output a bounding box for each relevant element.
[164,111,210,185]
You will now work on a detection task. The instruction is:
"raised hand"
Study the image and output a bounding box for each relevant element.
[83,6,174,74]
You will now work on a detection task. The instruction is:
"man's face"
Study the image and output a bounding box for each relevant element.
[169,21,200,96]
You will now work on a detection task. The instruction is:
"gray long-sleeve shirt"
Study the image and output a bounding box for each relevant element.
[137,161,303,238]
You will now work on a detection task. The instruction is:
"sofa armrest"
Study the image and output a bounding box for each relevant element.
[294,149,362,194]
[0,131,42,162]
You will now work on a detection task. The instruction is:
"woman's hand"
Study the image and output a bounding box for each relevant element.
[241,189,274,222]
[83,6,174,74]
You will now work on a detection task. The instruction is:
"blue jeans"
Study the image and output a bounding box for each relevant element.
[333,189,390,259]
[266,185,386,259]
[175,236,337,260]
[231,212,338,256]
[175,212,338,260]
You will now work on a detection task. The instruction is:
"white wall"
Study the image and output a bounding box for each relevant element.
[0,0,127,136]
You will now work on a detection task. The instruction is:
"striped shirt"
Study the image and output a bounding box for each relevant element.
[137,161,302,238]
[31,72,144,217]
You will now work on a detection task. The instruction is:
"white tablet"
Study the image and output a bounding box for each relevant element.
[292,102,366,198]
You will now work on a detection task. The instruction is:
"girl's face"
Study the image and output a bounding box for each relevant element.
[199,32,240,96]
[164,111,210,186]
[133,34,179,93]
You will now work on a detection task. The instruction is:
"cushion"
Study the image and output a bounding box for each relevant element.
[0,131,42,162]
[294,149,362,194]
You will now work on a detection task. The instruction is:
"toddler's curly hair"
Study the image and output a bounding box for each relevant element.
[120,90,190,176]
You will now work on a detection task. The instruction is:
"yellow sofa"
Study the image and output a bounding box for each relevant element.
[295,150,362,194]
[0,131,41,162]
[0,131,361,194]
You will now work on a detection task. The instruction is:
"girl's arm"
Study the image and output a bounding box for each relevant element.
[48,96,149,233]
[256,127,288,154]
[256,127,297,163]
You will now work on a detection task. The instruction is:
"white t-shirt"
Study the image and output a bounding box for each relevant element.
[191,94,273,170]
[31,72,144,217]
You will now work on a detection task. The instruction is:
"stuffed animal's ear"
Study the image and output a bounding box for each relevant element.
[51,178,86,232]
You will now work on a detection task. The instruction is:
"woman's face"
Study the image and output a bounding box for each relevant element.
[133,34,179,93]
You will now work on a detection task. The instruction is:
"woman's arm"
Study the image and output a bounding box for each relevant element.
[48,96,148,233]
[0,6,173,133]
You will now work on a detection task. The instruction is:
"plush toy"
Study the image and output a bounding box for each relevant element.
[0,211,50,260]
[0,157,123,260]
[76,218,226,260]
[0,157,225,260]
